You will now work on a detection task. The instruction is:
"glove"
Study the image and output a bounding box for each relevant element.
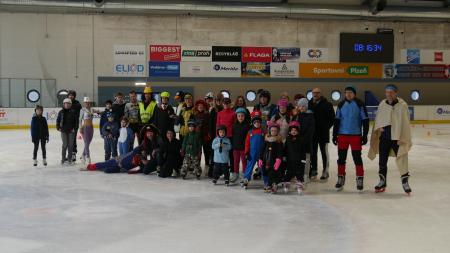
[274,158,282,171]
[245,153,251,161]
[258,159,263,168]
[361,135,368,145]
[332,135,338,146]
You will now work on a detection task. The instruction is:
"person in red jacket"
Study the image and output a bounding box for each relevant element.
[216,97,236,173]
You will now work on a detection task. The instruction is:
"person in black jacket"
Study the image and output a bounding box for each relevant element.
[158,129,182,178]
[293,98,315,182]
[30,105,49,166]
[112,92,126,124]
[231,107,250,183]
[68,90,82,162]
[308,88,336,181]
[283,121,306,194]
[57,98,79,165]
[152,91,176,140]
[207,93,223,178]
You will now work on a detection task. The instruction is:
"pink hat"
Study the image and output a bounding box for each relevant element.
[278,98,288,108]
[288,121,300,130]
[267,121,280,129]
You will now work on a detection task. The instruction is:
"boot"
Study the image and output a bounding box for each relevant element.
[335,175,346,191]
[401,174,412,195]
[33,159,37,166]
[320,170,329,181]
[374,174,387,193]
[43,159,47,166]
[356,176,364,192]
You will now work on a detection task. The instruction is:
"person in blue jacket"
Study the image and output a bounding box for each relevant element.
[31,105,49,166]
[99,100,113,136]
[212,125,232,186]
[102,113,119,161]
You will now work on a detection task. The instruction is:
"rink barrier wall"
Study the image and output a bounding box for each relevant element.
[1,106,450,129]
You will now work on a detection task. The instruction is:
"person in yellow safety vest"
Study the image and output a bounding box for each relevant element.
[178,93,195,142]
[139,86,157,125]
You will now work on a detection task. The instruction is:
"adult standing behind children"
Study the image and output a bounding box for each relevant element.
[124,90,141,148]
[139,86,158,142]
[152,91,176,140]
[57,98,78,165]
[112,92,126,124]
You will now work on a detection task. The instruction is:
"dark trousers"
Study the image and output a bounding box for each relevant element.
[311,138,329,176]
[378,138,399,178]
[159,157,182,178]
[202,140,212,168]
[284,159,306,183]
[104,138,118,161]
[72,127,78,155]
[33,139,47,159]
[143,158,158,175]
[213,163,230,181]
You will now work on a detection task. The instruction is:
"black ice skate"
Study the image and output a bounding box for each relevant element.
[212,179,217,185]
[242,179,249,189]
[320,170,329,182]
[374,174,387,193]
[356,176,364,192]
[401,174,412,196]
[43,159,47,166]
[225,180,230,187]
[335,175,346,191]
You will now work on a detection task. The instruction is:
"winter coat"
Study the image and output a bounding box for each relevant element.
[56,108,78,133]
[118,127,134,145]
[101,121,119,139]
[194,110,210,141]
[293,111,315,153]
[152,105,176,136]
[100,108,113,136]
[253,103,277,124]
[208,106,222,141]
[30,115,49,142]
[112,102,126,124]
[182,131,202,157]
[308,97,335,143]
[271,113,291,140]
[216,108,236,137]
[159,138,182,166]
[232,121,250,151]
[284,135,305,163]
[260,135,283,170]
[212,137,232,163]
[178,105,194,137]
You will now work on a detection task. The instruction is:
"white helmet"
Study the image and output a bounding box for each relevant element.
[63,98,72,104]
[205,92,215,99]
[83,97,92,103]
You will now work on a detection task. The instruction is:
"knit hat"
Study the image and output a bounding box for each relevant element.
[297,98,309,109]
[235,107,247,115]
[385,84,398,92]
[278,98,289,108]
[288,121,300,130]
[345,85,356,95]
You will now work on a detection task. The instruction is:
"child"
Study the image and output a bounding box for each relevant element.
[57,98,78,165]
[79,97,95,164]
[283,121,306,195]
[102,113,119,161]
[158,129,182,178]
[241,111,265,189]
[271,98,291,140]
[31,105,49,166]
[194,99,211,174]
[292,98,315,182]
[181,119,202,179]
[137,124,160,175]
[99,100,113,136]
[118,117,134,156]
[231,108,250,183]
[212,125,232,186]
[258,121,284,194]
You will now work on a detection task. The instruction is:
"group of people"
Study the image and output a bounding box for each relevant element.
[30,84,413,195]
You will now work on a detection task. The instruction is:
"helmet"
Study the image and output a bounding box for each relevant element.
[160,91,170,98]
[184,93,193,100]
[205,92,215,99]
[63,98,72,104]
[267,121,280,129]
[288,121,300,130]
[143,86,153,94]
[250,110,262,123]
[235,108,247,115]
[174,91,185,100]
[83,97,92,103]
[216,124,227,135]
[187,119,196,127]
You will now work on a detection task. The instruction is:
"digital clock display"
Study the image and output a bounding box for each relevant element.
[340,33,394,63]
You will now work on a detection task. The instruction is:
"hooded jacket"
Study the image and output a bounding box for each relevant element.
[308,97,335,143]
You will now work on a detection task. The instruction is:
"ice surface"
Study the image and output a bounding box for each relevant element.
[1,125,450,253]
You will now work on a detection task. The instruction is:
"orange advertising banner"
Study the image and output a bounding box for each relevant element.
[299,63,383,78]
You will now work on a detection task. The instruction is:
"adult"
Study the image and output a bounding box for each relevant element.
[332,85,369,192]
[124,90,141,148]
[57,98,78,165]
[207,93,223,178]
[178,93,195,143]
[253,89,277,130]
[112,92,126,125]
[139,86,158,142]
[308,88,335,181]
[368,84,412,195]
[174,90,185,118]
[233,95,250,123]
[193,99,211,173]
[79,97,95,164]
[67,90,81,162]
[152,91,176,139]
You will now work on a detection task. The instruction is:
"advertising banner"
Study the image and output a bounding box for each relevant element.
[300,48,329,62]
[242,62,270,77]
[210,62,241,77]
[401,49,450,64]
[180,62,211,77]
[270,63,299,78]
[432,106,450,119]
[181,46,212,62]
[395,64,447,78]
[242,47,272,63]
[149,62,180,77]
[299,63,383,79]
[113,45,146,76]
[149,45,181,62]
[212,46,241,62]
[272,47,300,62]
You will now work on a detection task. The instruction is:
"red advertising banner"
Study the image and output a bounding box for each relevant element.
[242,47,272,63]
[149,45,181,62]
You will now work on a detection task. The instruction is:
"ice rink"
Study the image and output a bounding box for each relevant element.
[0,124,449,253]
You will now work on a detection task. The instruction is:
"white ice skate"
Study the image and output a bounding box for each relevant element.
[33,159,38,166]
[283,183,290,194]
[296,182,304,195]
[43,159,47,166]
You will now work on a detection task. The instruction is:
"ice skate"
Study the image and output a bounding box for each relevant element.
[81,155,86,164]
[356,176,364,193]
[320,171,329,182]
[72,153,77,162]
[33,159,38,166]
[242,179,249,189]
[212,179,217,185]
[374,174,387,193]
[401,174,412,196]
[283,183,290,194]
[270,183,278,194]
[264,186,271,193]
[230,173,239,183]
[335,175,345,191]
[225,180,230,187]
[43,159,47,166]
[296,182,304,195]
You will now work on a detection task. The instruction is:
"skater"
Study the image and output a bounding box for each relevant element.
[67,90,82,162]
[368,84,412,195]
[241,110,265,189]
[57,98,79,165]
[100,100,113,136]
[193,99,211,173]
[216,97,236,174]
[207,93,223,178]
[30,105,49,166]
[139,86,158,137]
[333,85,369,192]
[180,119,202,179]
[253,89,277,130]
[309,88,335,181]
[271,98,291,140]
[117,117,134,156]
[231,107,250,183]
[258,121,284,194]
[233,95,251,123]
[283,121,306,195]
[131,124,159,175]
[79,97,95,164]
[292,98,315,182]
[81,146,144,174]
[102,113,119,161]
[112,92,126,124]
[178,93,195,143]
[158,129,182,178]
[212,125,232,186]
[124,90,141,149]
[152,91,176,141]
